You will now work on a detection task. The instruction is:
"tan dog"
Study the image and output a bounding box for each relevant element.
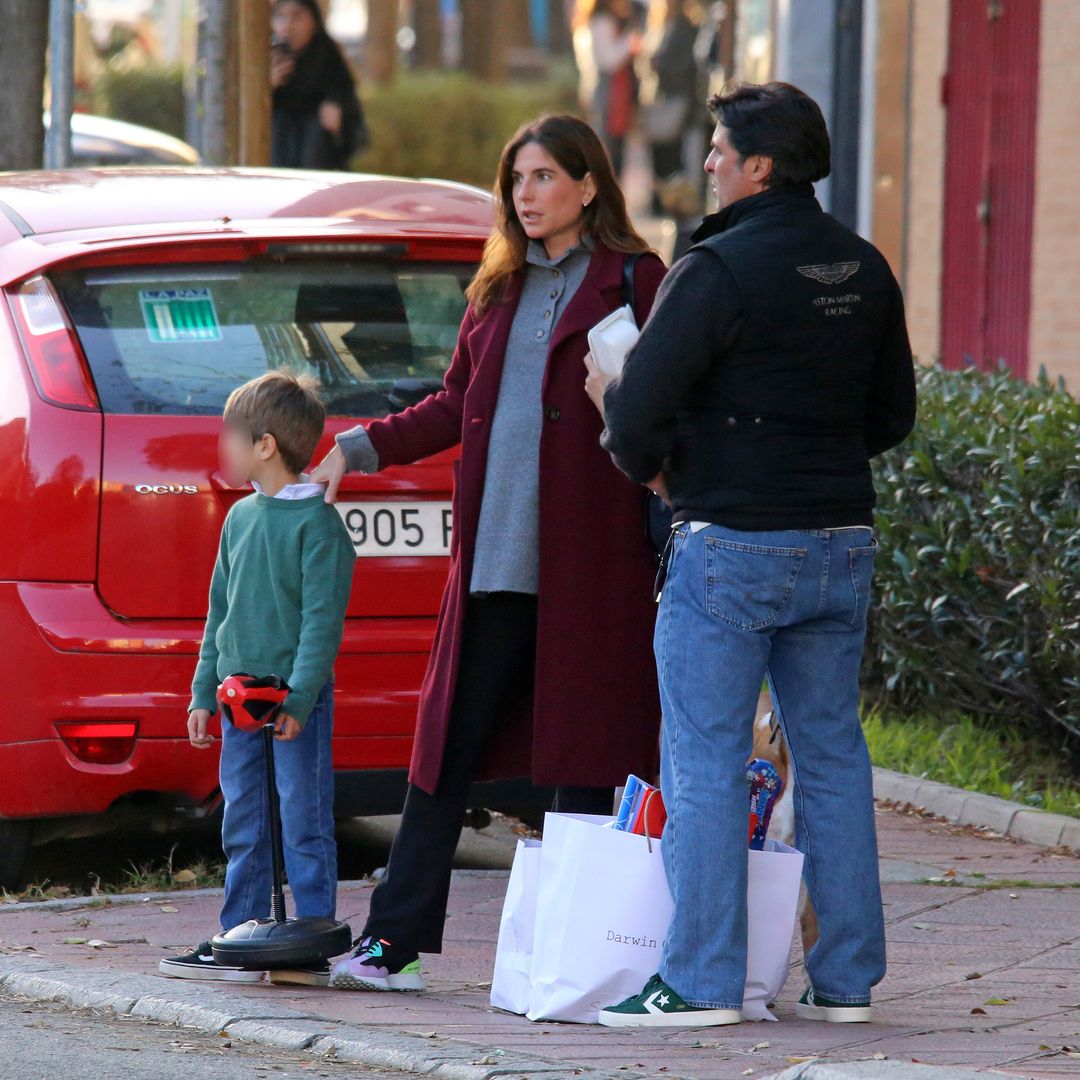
[750,691,820,958]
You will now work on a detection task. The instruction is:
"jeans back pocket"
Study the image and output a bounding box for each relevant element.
[704,536,806,631]
[847,539,878,628]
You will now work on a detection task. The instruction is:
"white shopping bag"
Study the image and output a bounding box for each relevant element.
[526,813,673,1023]
[744,838,805,1021]
[489,837,542,1015]
[494,814,805,1024]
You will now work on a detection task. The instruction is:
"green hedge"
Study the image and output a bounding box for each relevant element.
[94,61,186,141]
[867,364,1080,748]
[355,68,580,187]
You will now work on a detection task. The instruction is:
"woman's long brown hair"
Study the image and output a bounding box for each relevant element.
[466,114,651,316]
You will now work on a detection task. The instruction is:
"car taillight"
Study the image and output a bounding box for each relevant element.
[8,275,100,412]
[55,720,138,765]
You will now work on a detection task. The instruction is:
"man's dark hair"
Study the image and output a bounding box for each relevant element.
[706,82,831,187]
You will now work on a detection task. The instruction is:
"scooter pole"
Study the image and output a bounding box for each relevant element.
[262,722,288,924]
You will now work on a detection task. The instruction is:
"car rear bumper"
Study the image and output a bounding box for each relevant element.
[0,736,217,819]
[1,581,431,821]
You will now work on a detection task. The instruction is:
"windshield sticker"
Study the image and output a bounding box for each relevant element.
[139,288,222,343]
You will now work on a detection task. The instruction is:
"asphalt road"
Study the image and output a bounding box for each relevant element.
[0,992,409,1080]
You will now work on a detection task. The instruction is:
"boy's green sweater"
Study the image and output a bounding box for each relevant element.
[190,493,356,726]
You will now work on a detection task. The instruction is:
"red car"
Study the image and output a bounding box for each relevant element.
[0,167,511,887]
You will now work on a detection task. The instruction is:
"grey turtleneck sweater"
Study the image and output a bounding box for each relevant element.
[336,238,593,595]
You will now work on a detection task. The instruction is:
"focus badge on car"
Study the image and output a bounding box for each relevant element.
[133,484,200,495]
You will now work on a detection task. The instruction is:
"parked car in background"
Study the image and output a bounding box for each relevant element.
[0,167,514,887]
[50,112,201,166]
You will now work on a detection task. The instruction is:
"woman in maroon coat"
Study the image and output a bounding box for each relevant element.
[311,114,667,992]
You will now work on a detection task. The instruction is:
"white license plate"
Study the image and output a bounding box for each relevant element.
[336,501,452,557]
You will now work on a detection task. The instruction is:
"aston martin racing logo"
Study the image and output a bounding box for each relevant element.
[797,261,861,285]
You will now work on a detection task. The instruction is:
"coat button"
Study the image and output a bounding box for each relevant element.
[545,405,561,421]
[727,416,737,426]
[536,329,545,340]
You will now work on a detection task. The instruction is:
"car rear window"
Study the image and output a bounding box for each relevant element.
[51,258,474,417]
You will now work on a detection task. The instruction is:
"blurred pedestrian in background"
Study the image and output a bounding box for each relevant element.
[573,0,646,177]
[271,0,369,170]
[643,0,704,217]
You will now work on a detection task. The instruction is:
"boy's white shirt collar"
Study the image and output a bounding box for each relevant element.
[252,475,326,500]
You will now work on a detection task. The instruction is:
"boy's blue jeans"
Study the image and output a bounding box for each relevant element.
[219,681,337,932]
[655,525,886,1009]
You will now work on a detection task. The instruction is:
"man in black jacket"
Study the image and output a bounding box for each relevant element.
[592,82,916,1028]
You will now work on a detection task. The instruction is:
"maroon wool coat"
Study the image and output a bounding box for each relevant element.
[363,241,668,794]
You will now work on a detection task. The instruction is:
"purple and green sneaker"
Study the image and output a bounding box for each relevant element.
[330,935,424,992]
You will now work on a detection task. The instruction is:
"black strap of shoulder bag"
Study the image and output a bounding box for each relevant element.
[620,254,674,557]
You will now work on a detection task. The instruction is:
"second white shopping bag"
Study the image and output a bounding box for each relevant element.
[525,812,674,1023]
[489,837,542,1015]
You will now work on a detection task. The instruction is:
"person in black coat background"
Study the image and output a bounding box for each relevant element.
[271,0,369,170]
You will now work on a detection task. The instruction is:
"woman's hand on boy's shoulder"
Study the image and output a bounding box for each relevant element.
[310,444,346,504]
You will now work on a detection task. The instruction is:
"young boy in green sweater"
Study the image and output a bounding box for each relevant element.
[160,370,355,985]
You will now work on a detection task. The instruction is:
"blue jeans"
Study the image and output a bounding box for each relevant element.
[219,682,337,931]
[655,525,886,1009]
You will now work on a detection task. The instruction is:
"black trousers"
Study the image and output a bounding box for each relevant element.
[363,592,615,954]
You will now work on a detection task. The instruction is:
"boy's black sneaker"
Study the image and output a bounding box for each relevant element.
[158,940,264,982]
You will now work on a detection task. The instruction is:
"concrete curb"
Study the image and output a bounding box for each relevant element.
[0,957,1029,1080]
[0,955,626,1080]
[765,1061,1016,1080]
[872,767,1079,851]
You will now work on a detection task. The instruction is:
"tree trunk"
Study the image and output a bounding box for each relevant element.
[367,0,399,85]
[504,0,532,50]
[412,0,442,69]
[0,0,49,170]
[200,0,233,163]
[547,0,573,57]
[459,0,485,77]
[237,0,271,164]
[461,0,507,81]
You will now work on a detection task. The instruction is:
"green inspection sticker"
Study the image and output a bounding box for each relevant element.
[139,288,222,343]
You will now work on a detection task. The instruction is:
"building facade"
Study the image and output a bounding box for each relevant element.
[727,0,1079,390]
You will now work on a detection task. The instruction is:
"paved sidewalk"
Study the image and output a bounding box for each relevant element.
[1,804,1077,1080]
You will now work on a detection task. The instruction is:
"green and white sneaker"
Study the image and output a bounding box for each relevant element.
[598,974,742,1028]
[795,987,872,1023]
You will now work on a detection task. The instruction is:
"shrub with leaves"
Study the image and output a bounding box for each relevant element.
[356,67,580,187]
[95,60,186,141]
[867,364,1080,746]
